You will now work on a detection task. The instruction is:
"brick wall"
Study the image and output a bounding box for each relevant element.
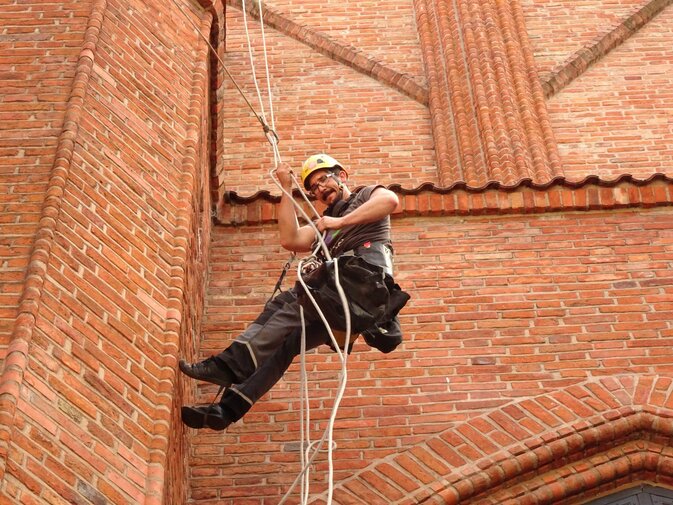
[521,1,673,182]
[522,0,644,75]
[189,203,673,502]
[0,0,91,356]
[261,0,426,85]
[328,375,673,504]
[546,5,673,181]
[215,6,436,199]
[0,0,213,502]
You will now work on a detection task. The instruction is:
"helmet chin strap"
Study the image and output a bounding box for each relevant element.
[328,172,345,201]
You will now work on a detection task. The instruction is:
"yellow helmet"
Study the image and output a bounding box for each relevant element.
[300,154,345,190]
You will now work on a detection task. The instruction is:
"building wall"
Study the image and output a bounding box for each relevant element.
[2,0,673,504]
[522,0,644,75]
[546,5,673,181]
[0,0,92,354]
[261,0,427,85]
[215,5,436,198]
[192,200,673,502]
[0,0,215,503]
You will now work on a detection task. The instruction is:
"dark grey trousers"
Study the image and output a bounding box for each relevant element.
[214,288,329,423]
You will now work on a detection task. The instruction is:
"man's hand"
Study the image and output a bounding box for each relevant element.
[315,215,345,232]
[277,161,317,253]
[275,162,295,190]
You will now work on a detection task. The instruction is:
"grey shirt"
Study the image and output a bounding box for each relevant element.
[321,185,390,254]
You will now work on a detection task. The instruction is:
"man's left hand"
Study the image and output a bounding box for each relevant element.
[315,216,344,232]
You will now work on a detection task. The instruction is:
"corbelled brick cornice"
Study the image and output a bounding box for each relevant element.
[217,174,673,225]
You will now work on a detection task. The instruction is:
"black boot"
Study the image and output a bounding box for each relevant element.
[179,357,233,388]
[181,404,232,431]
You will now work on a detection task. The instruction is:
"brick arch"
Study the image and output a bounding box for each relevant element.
[473,442,673,505]
[321,375,673,505]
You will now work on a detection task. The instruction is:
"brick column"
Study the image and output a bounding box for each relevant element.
[414,0,563,186]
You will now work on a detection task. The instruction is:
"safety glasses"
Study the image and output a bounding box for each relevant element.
[308,173,332,195]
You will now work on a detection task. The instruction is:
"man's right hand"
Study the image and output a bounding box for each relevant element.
[276,162,294,190]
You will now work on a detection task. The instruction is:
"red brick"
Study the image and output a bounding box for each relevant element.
[4,0,673,504]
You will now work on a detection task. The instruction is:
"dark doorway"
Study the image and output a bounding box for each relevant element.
[584,485,673,505]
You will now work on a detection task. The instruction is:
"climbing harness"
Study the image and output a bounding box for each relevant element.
[171,1,354,503]
[267,252,295,302]
[298,254,322,278]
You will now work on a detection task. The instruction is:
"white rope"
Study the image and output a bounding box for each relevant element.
[276,257,350,505]
[241,0,280,162]
[241,0,353,491]
[241,0,267,122]
[247,0,353,485]
[256,0,276,133]
[180,0,350,499]
[299,306,310,503]
[269,169,352,505]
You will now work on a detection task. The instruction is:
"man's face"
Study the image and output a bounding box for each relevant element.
[307,169,341,204]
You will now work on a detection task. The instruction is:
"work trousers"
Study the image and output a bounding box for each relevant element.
[214,288,330,424]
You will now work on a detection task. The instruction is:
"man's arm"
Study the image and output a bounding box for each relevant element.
[276,164,317,252]
[315,187,398,232]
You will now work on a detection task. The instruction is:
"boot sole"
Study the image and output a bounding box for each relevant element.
[181,406,229,431]
[179,360,232,388]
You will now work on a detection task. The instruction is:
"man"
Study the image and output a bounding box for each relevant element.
[180,154,408,430]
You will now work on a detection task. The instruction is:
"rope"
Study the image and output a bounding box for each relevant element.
[270,170,351,505]
[235,3,351,499]
[167,0,278,143]
[257,1,277,137]
[299,308,310,503]
[240,0,277,136]
[241,0,267,125]
[171,0,351,501]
